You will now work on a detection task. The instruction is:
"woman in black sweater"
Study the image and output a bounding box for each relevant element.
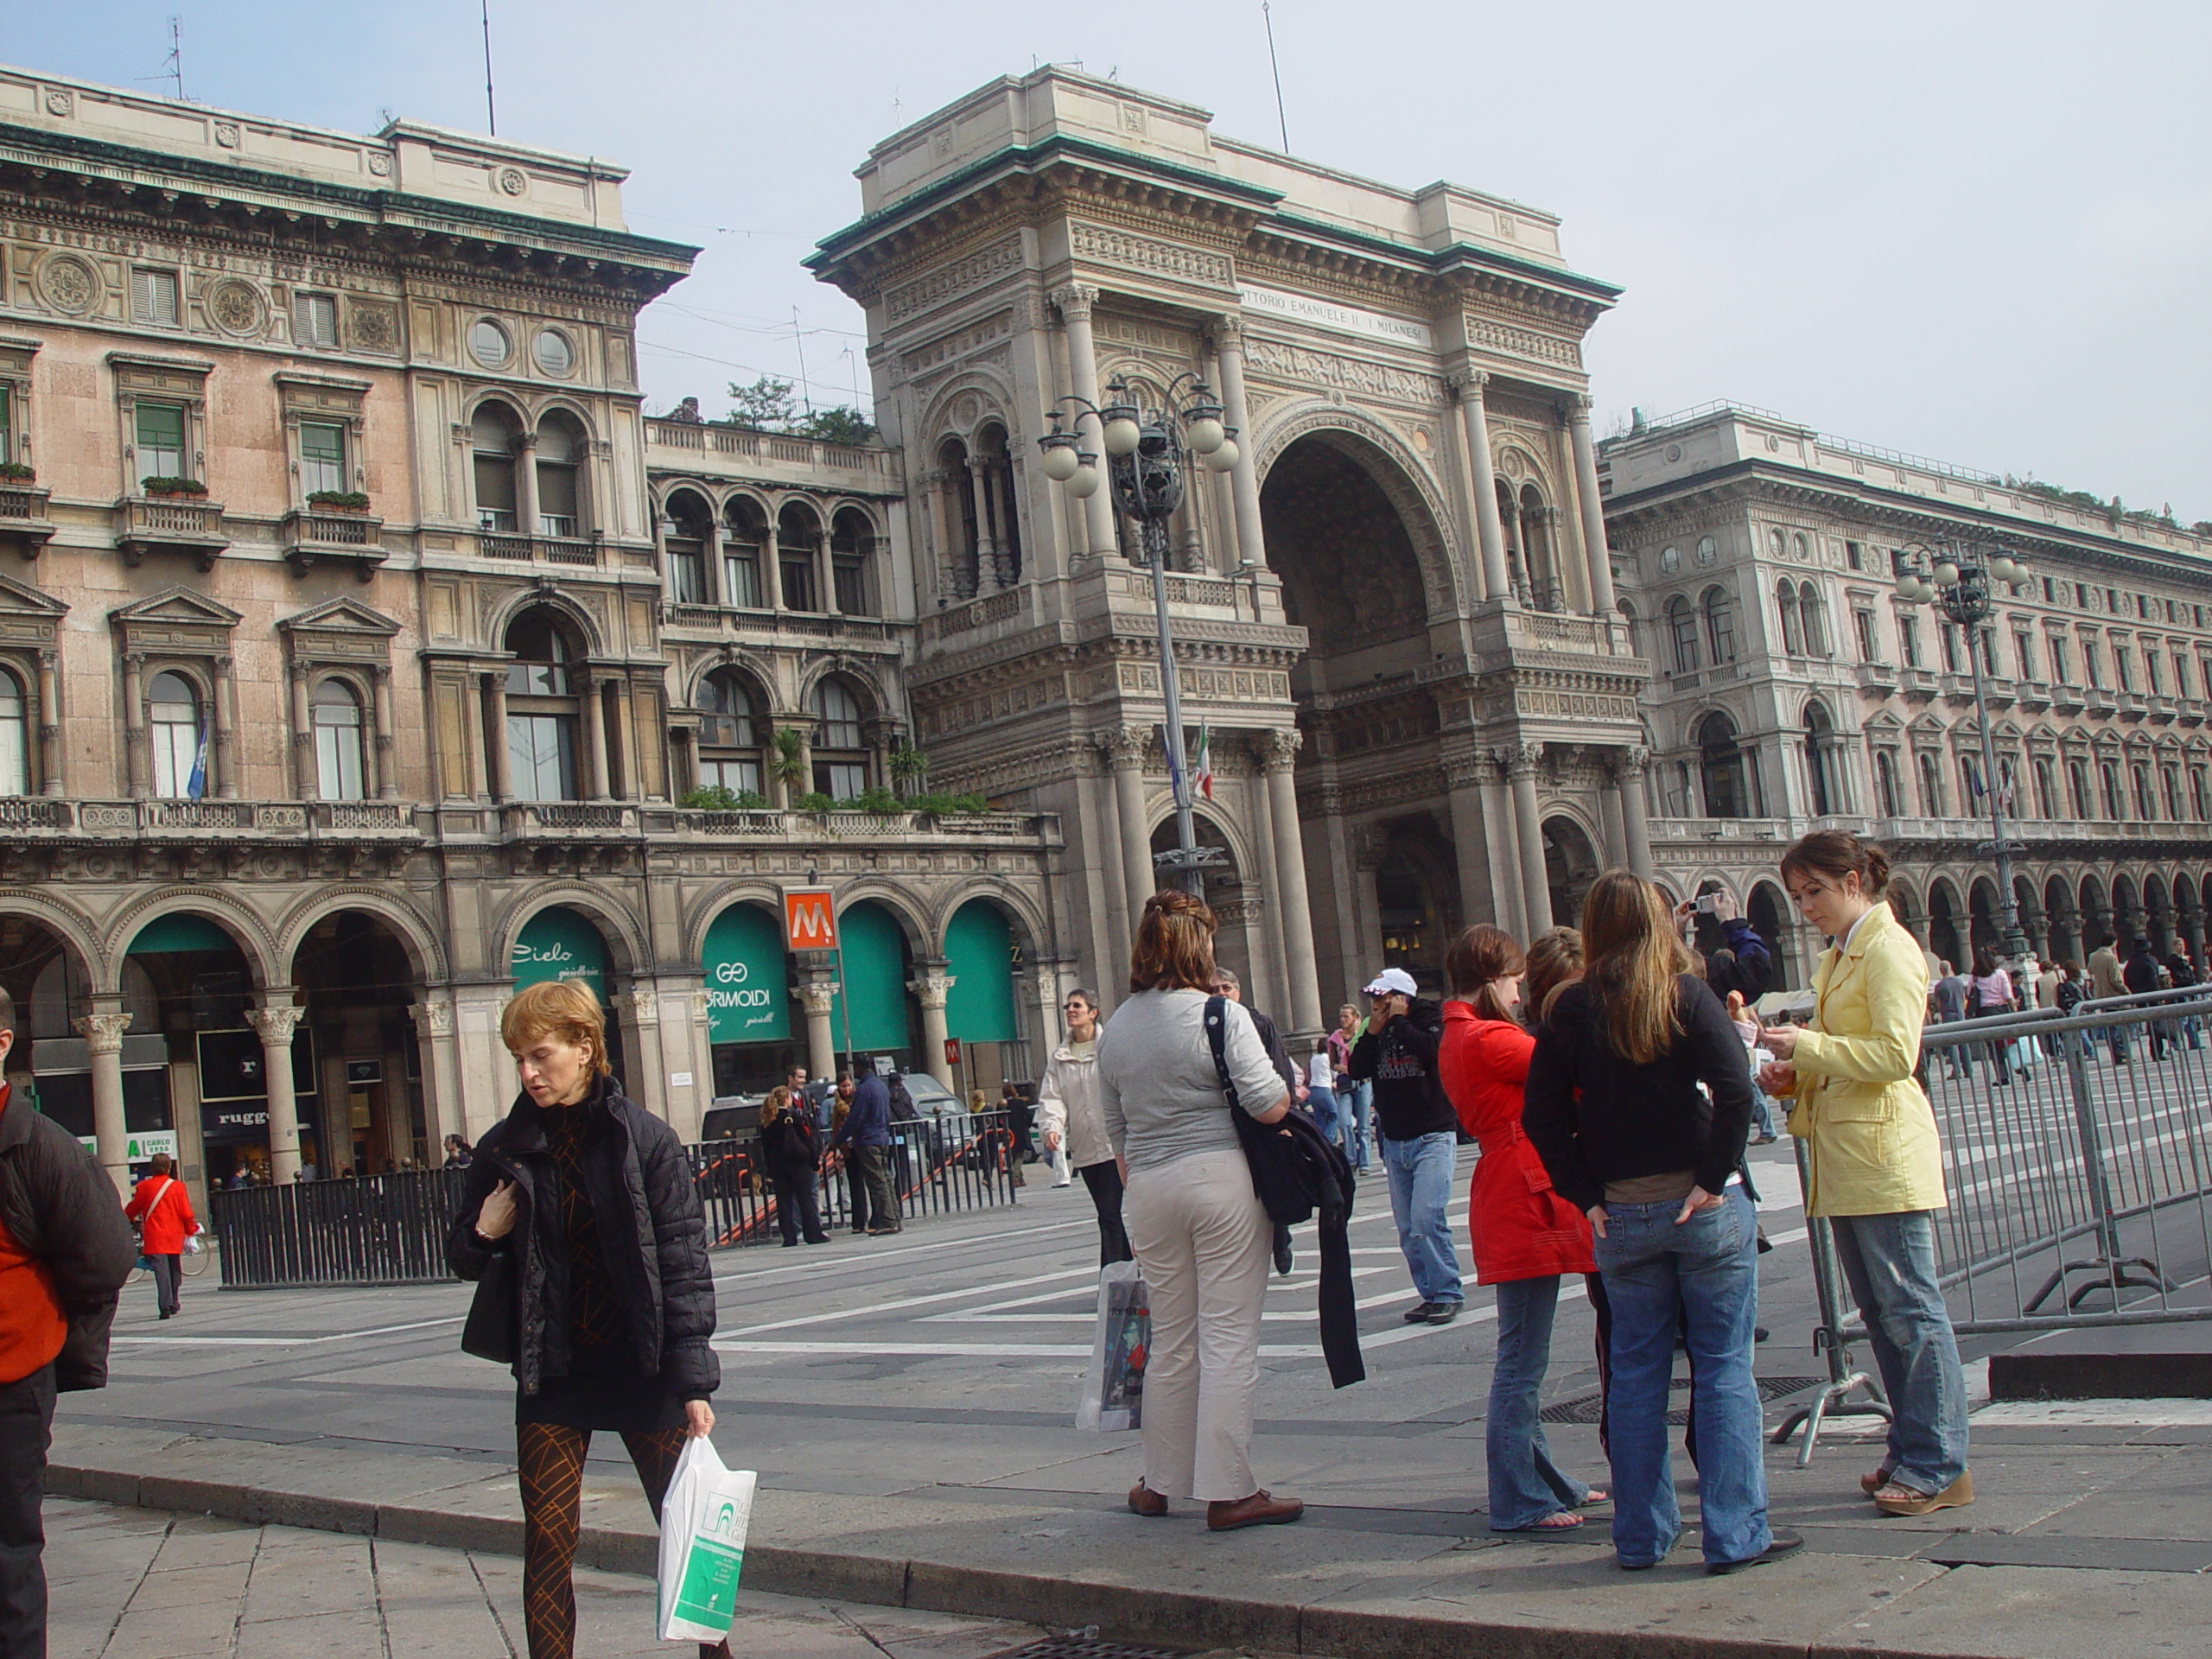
[1524,871,1796,1577]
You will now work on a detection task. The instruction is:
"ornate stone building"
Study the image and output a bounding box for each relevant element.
[0,67,1060,1206]
[1603,403,2212,985]
[810,68,1653,1031]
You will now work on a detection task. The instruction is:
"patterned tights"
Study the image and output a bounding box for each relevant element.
[516,1422,734,1659]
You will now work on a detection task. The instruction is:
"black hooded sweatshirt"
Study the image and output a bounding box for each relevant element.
[1348,997,1456,1141]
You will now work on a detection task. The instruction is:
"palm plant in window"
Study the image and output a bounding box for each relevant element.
[888,741,930,797]
[769,727,808,804]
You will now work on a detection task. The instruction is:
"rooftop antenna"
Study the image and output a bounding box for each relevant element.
[139,16,186,101]
[1262,3,1290,152]
[480,0,498,136]
[791,308,813,416]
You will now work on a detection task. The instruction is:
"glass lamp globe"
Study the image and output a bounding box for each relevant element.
[1065,464,1103,499]
[1185,416,1225,454]
[1934,561,1961,587]
[1202,438,1239,473]
[1040,442,1081,482]
[1102,416,1141,457]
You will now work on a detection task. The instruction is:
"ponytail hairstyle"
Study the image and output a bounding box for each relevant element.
[1777,830,1894,907]
[1128,889,1219,995]
[1444,924,1526,1024]
[1522,926,1586,1029]
[1580,870,1696,1065]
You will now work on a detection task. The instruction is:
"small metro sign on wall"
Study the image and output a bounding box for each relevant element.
[783,887,837,952]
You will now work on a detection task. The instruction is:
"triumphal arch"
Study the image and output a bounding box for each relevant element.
[812,67,1652,1033]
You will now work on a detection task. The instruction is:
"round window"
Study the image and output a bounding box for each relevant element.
[532,329,575,377]
[1658,545,1681,573]
[467,319,512,369]
[1695,536,1717,566]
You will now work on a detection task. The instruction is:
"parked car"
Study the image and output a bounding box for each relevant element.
[700,1096,763,1141]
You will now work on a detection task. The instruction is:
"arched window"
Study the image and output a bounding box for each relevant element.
[1917,751,1945,817]
[810,678,868,800]
[940,436,980,600]
[1667,596,1700,673]
[2100,760,2124,819]
[975,423,1023,588]
[696,671,763,799]
[2161,764,2183,820]
[1960,755,1983,816]
[470,404,521,533]
[2068,758,2093,818]
[2133,762,2157,820]
[1618,600,1641,660]
[722,497,767,608]
[778,502,823,613]
[504,613,580,801]
[660,492,711,606]
[1769,528,1787,561]
[0,667,27,798]
[1777,579,1803,655]
[830,508,877,616]
[2033,758,2056,820]
[1520,484,1560,611]
[1702,585,1738,664]
[312,678,365,801]
[148,671,205,799]
[2194,766,2211,823]
[1800,583,1830,657]
[1699,712,1752,819]
[1803,702,1839,816]
[1875,749,1903,817]
[535,414,586,539]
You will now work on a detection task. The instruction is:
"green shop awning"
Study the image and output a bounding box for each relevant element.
[944,900,1018,1044]
[510,907,609,1001]
[830,901,911,1054]
[126,913,235,955]
[702,905,790,1046]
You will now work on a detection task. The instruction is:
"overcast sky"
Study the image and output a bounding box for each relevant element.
[12,2,2209,522]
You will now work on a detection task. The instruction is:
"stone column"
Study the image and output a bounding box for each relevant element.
[1442,377,1491,601]
[818,515,842,614]
[761,520,784,610]
[1478,753,1527,938]
[1508,743,1554,933]
[410,996,461,1157]
[1258,732,1325,1036]
[798,974,838,1079]
[483,672,514,802]
[1351,830,1388,976]
[1456,372,1511,602]
[967,457,1000,593]
[579,673,612,800]
[1618,746,1657,880]
[1566,397,1617,616]
[702,512,725,604]
[512,434,541,537]
[74,1007,132,1194]
[245,998,306,1185]
[210,656,238,799]
[371,665,397,800]
[1030,963,1065,1082]
[1211,316,1270,570]
[911,967,957,1090]
[612,677,639,801]
[1100,728,1155,931]
[1598,773,1626,868]
[1444,754,1500,937]
[122,652,149,799]
[36,650,60,798]
[290,662,316,800]
[1051,283,1118,557]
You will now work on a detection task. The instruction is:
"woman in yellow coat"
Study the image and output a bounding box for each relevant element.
[1758,830,1973,1517]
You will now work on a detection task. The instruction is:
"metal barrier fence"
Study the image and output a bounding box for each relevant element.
[1777,989,2212,1460]
[211,1112,1023,1288]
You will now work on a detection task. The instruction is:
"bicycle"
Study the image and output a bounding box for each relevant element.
[125,1237,215,1285]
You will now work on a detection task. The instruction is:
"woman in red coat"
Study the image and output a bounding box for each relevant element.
[1439,925,1605,1532]
[123,1152,200,1320]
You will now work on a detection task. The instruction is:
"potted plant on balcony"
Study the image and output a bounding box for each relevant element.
[855,785,902,816]
[889,741,930,798]
[307,490,372,512]
[140,475,208,498]
[791,791,836,815]
[770,728,808,804]
[678,785,766,811]
[0,462,33,485]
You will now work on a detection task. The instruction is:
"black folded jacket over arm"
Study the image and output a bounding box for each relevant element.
[1522,975,1756,1216]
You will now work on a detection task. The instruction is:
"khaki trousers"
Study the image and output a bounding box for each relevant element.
[1122,1147,1272,1502]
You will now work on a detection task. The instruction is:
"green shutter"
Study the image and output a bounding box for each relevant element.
[125,912,235,955]
[510,907,609,1001]
[136,402,184,453]
[944,900,1018,1043]
[702,904,790,1045]
[830,901,910,1053]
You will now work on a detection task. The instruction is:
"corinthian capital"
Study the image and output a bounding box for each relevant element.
[1617,743,1651,780]
[1049,282,1099,321]
[908,973,957,1010]
[1211,314,1244,349]
[1503,741,1544,780]
[245,1003,306,1046]
[798,982,840,1017]
[1256,728,1302,772]
[1096,726,1150,766]
[73,1011,132,1054]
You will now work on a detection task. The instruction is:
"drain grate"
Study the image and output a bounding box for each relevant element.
[988,1643,1192,1659]
[1540,1375,1826,1427]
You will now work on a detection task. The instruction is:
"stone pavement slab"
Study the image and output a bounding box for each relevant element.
[42,1417,2212,1659]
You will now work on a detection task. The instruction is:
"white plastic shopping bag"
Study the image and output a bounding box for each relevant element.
[1075,1260,1149,1431]
[654,1435,756,1644]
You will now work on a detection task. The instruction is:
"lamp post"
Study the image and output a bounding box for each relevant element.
[1893,538,2032,961]
[1039,376,1240,895]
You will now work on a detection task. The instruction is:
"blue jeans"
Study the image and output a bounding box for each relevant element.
[1593,1186,1768,1567]
[1828,1210,1969,1495]
[1379,1131,1462,1306]
[1307,1086,1339,1144]
[1334,1078,1372,1168]
[1488,1275,1593,1528]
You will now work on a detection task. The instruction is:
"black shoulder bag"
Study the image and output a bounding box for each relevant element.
[461,1246,518,1363]
[1203,995,1365,1388]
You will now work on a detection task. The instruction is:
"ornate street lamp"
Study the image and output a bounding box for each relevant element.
[1893,538,2033,961]
[1039,375,1239,894]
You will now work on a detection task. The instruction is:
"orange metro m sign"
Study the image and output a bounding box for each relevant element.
[783,887,838,952]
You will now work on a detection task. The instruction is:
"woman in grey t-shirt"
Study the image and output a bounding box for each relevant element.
[1096,890,1300,1532]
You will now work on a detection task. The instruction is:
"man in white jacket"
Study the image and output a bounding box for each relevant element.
[1034,989,1132,1265]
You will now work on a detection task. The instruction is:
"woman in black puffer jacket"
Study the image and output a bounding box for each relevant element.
[448,980,724,1659]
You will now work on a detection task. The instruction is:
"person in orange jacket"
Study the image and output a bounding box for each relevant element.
[124,1153,200,1320]
[1438,924,1605,1533]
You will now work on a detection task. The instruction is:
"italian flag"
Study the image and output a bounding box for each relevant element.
[1195,725,1214,802]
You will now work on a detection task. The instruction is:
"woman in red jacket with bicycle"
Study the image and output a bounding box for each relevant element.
[1439,925,1605,1532]
[124,1153,200,1320]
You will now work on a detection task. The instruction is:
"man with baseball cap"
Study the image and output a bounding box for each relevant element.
[1350,967,1464,1324]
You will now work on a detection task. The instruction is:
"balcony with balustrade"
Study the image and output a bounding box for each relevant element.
[0,480,55,557]
[114,493,228,569]
[282,506,387,580]
[0,797,423,842]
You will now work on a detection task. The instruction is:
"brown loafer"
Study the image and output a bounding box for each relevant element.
[1206,1489,1304,1531]
[1128,1481,1168,1517]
